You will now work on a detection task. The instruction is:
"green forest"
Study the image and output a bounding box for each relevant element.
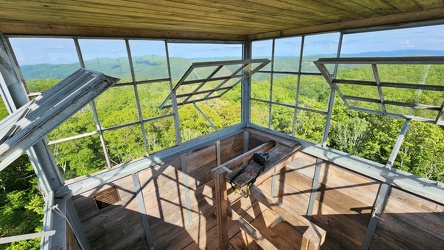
[1,58,444,249]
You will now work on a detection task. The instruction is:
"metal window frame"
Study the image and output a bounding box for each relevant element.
[314,56,444,125]
[159,59,270,109]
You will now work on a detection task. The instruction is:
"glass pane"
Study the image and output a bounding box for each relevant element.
[138,82,172,118]
[336,65,375,81]
[94,86,139,128]
[349,99,382,112]
[48,106,96,140]
[274,37,302,72]
[299,75,330,110]
[144,117,177,153]
[168,43,242,80]
[295,110,326,143]
[9,38,80,92]
[104,124,145,165]
[340,84,380,99]
[251,73,271,101]
[302,33,340,73]
[271,105,294,135]
[129,40,168,81]
[79,39,131,82]
[251,100,269,128]
[385,104,437,119]
[51,135,106,179]
[341,24,444,57]
[272,74,297,105]
[397,121,444,183]
[425,65,444,86]
[414,90,444,106]
[253,40,272,71]
[383,87,417,103]
[378,64,431,84]
[178,104,206,142]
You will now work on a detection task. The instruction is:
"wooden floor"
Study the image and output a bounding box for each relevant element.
[153,177,304,250]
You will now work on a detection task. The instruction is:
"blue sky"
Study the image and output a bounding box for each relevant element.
[9,24,444,66]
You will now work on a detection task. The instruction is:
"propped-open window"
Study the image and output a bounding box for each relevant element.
[315,57,444,125]
[160,59,270,108]
[159,59,270,141]
[0,69,119,170]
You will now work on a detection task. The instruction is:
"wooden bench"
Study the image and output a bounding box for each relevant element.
[212,139,326,250]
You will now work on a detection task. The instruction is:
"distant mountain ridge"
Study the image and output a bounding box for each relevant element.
[20,49,444,81]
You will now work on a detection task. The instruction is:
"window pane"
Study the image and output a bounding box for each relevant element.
[295,111,326,143]
[9,38,80,92]
[50,135,106,179]
[129,40,168,81]
[79,39,131,82]
[272,74,297,105]
[251,100,269,128]
[253,40,272,71]
[302,33,340,73]
[168,43,242,81]
[299,75,330,111]
[274,37,302,72]
[336,65,375,81]
[251,73,271,101]
[94,86,139,128]
[341,24,444,57]
[104,124,145,165]
[144,117,177,153]
[271,105,294,135]
[138,82,172,118]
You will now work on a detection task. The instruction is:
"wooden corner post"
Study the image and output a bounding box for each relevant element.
[213,167,228,250]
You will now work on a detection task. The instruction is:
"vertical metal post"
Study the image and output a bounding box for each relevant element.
[165,41,182,144]
[360,119,410,249]
[216,140,221,166]
[179,155,193,225]
[243,130,249,153]
[291,36,305,137]
[241,41,252,127]
[74,38,112,168]
[321,32,343,148]
[267,39,275,129]
[306,158,323,219]
[125,39,150,156]
[132,173,155,249]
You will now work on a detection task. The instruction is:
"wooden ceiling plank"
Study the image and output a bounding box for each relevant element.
[380,0,422,12]
[0,22,247,40]
[349,0,402,15]
[172,0,340,23]
[0,5,276,34]
[250,6,444,40]
[414,0,444,9]
[251,0,368,19]
[0,1,286,30]
[74,0,302,28]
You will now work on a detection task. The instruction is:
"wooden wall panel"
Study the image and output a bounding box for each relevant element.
[370,187,444,249]
[312,162,379,249]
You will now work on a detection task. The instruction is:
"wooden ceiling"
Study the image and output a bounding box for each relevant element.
[0,0,444,41]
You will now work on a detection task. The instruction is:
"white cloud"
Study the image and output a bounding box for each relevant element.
[399,40,414,48]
